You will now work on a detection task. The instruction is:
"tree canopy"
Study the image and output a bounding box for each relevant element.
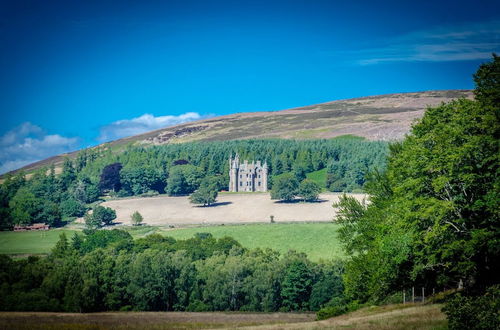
[335,55,500,306]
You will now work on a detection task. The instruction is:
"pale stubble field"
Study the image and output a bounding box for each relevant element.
[100,193,367,227]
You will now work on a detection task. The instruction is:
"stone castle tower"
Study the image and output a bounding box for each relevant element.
[229,154,268,192]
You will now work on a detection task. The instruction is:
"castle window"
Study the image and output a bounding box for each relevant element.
[240,182,242,186]
[258,182,261,186]
[258,175,261,178]
[239,175,242,179]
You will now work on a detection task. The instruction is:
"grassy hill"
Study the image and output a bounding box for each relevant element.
[4,90,472,177]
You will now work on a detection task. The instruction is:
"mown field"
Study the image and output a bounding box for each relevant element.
[0,223,344,261]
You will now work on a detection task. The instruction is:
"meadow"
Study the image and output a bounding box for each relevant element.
[0,223,344,261]
[0,229,79,255]
[159,222,345,261]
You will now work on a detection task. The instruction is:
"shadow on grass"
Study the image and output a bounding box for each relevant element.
[194,201,233,207]
[273,199,328,204]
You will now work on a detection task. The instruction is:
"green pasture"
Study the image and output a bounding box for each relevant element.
[161,222,344,261]
[0,229,79,255]
[0,223,344,261]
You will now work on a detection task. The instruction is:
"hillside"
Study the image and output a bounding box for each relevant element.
[6,90,472,175]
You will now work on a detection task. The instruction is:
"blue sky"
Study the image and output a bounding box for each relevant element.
[0,0,499,173]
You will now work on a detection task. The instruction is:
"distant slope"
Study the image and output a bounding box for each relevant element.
[5,90,472,176]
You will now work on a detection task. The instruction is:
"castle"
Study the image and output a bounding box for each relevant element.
[229,154,268,192]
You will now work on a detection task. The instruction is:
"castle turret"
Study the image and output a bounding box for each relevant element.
[229,155,268,192]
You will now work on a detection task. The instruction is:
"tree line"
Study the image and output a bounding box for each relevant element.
[0,230,344,313]
[0,137,387,229]
[329,55,499,329]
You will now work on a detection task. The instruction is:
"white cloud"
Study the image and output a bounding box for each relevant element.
[97,112,207,142]
[0,122,79,174]
[356,20,500,65]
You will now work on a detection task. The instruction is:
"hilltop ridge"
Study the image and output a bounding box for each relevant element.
[5,90,472,176]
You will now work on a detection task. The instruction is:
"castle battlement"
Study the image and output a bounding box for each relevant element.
[228,154,268,192]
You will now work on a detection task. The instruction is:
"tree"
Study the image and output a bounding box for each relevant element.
[270,173,299,202]
[473,53,499,107]
[99,163,123,193]
[59,159,76,191]
[9,187,43,225]
[166,165,203,196]
[120,166,164,195]
[85,205,116,229]
[189,184,218,206]
[60,198,86,218]
[292,164,307,182]
[335,55,500,303]
[131,211,143,226]
[298,179,321,202]
[281,260,313,311]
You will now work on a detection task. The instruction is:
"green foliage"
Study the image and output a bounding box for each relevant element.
[9,187,43,225]
[71,178,100,203]
[316,300,363,320]
[473,53,499,107]
[271,173,299,201]
[443,285,500,330]
[131,211,143,226]
[0,230,344,313]
[79,229,133,254]
[298,179,321,202]
[167,165,204,196]
[120,166,166,195]
[305,168,327,189]
[335,56,500,305]
[85,205,116,229]
[60,198,86,218]
[281,259,313,311]
[189,177,219,206]
[326,140,387,192]
[316,305,347,320]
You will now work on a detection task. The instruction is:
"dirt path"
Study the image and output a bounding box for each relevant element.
[99,193,367,227]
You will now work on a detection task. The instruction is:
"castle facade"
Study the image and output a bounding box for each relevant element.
[228,154,268,192]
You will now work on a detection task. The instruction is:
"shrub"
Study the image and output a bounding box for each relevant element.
[443,285,500,330]
[131,211,143,226]
[316,305,347,320]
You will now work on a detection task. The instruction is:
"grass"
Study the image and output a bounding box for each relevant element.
[0,304,446,329]
[0,229,79,255]
[160,222,344,261]
[317,303,448,330]
[0,311,315,330]
[306,168,327,189]
[0,223,344,261]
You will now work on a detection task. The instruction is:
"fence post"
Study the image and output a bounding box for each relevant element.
[412,287,415,303]
[403,290,406,304]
